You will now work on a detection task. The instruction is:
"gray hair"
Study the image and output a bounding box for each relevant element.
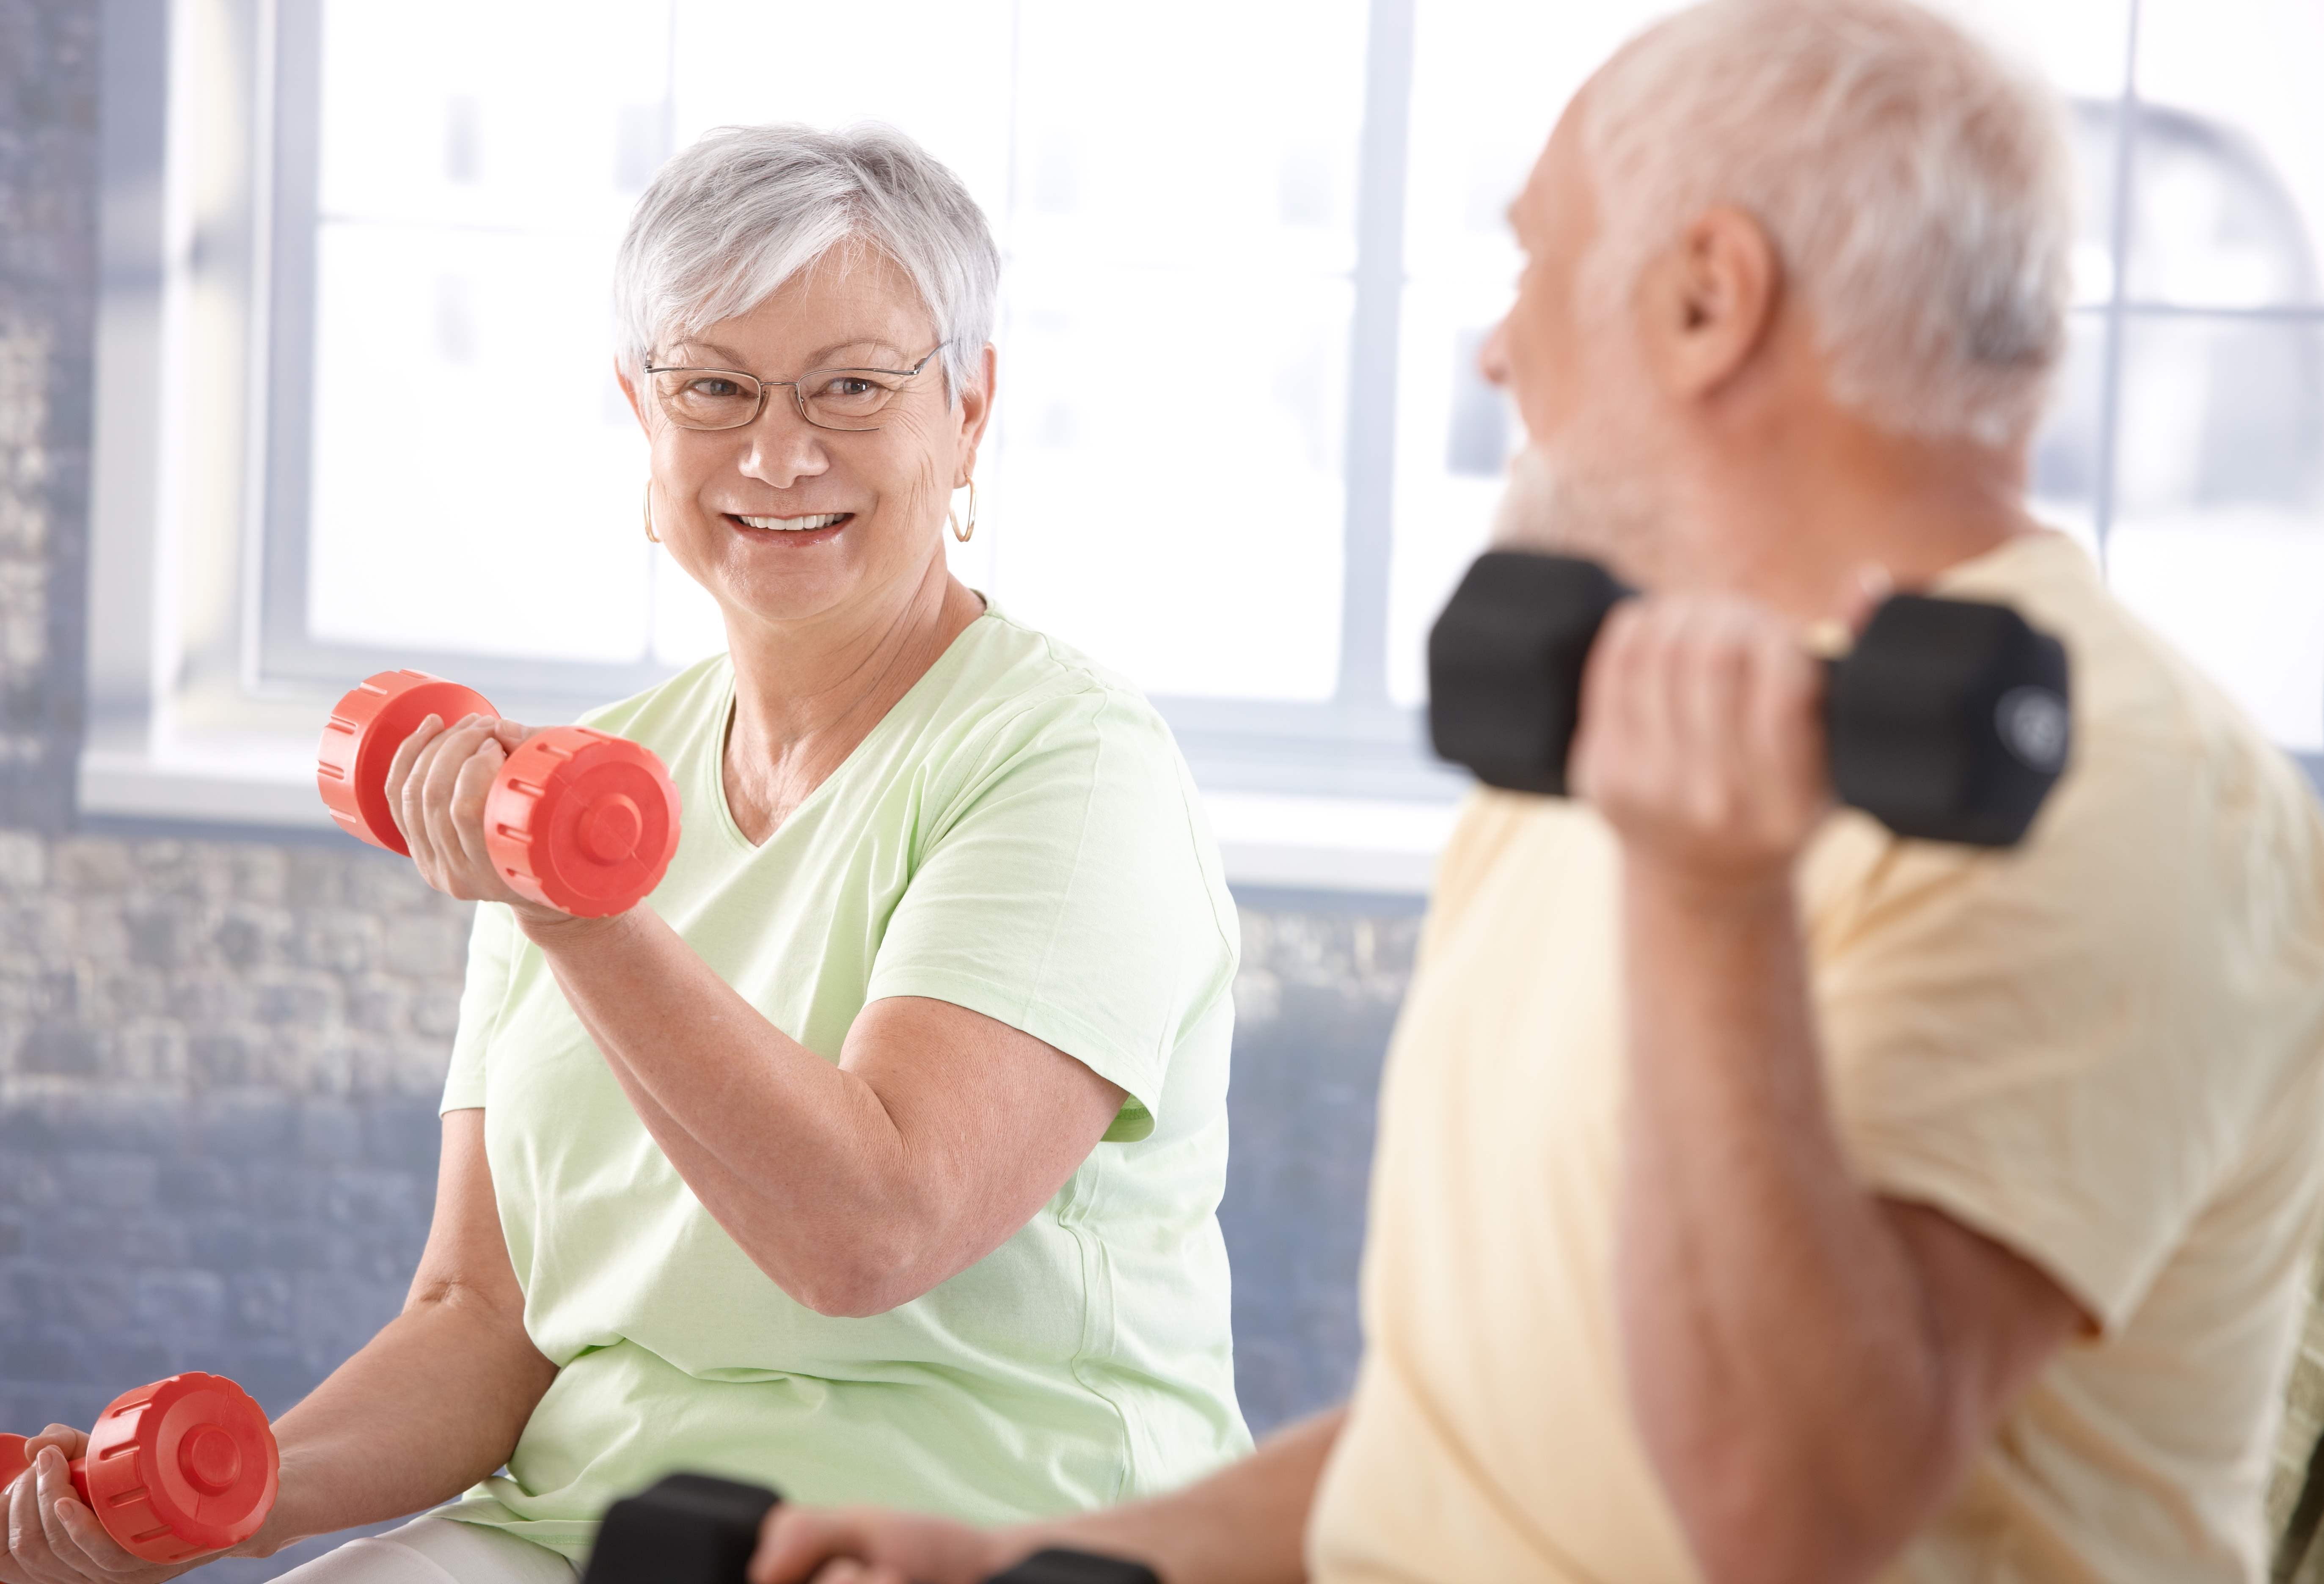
[1582,0,2074,448]
[613,122,1000,401]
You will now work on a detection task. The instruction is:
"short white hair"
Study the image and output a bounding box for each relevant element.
[1582,0,2074,447]
[613,123,1000,401]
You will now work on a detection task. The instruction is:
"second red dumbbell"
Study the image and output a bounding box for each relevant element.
[317,670,681,918]
[0,1372,278,1564]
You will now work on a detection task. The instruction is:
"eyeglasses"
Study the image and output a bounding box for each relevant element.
[644,346,942,433]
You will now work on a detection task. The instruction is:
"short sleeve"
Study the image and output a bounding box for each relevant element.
[864,689,1237,1143]
[1815,735,2278,1334]
[441,902,520,1114]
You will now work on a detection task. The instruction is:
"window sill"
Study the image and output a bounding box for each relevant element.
[76,742,1467,895]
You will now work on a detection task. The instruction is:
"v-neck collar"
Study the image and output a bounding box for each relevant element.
[700,602,1002,853]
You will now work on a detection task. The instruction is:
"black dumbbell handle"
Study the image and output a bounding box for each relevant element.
[1426,550,2071,847]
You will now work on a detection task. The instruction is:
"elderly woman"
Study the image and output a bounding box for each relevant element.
[0,125,1248,1584]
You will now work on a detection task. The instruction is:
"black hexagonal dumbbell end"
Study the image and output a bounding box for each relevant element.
[1826,593,2071,847]
[580,1473,781,1584]
[1428,551,1629,797]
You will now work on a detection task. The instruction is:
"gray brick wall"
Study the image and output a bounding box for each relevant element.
[0,0,95,833]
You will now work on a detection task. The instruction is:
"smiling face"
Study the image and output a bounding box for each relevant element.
[624,243,991,637]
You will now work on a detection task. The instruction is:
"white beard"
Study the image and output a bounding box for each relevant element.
[1492,341,1675,578]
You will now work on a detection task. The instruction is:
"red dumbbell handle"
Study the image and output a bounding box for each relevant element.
[319,670,681,917]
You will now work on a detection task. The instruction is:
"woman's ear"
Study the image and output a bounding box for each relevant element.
[956,343,998,479]
[1639,205,1781,401]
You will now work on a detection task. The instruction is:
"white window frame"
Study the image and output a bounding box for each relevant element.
[79,0,2324,897]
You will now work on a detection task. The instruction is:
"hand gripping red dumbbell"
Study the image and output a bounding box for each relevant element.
[317,670,681,918]
[0,1372,278,1564]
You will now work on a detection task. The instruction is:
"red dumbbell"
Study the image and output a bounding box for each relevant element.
[317,669,681,918]
[0,1372,278,1564]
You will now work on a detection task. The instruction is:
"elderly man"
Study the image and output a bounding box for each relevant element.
[752,1,2324,1580]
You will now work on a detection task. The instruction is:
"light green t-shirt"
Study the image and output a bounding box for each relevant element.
[434,605,1251,1561]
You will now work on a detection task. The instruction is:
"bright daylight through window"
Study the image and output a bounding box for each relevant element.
[83,0,2324,859]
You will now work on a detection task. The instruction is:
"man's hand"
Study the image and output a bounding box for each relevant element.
[1569,592,1831,887]
[2,1434,195,1584]
[382,713,569,930]
[749,1506,1020,1584]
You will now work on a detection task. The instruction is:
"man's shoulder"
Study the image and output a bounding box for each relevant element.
[1941,531,2305,817]
[1809,530,2324,1042]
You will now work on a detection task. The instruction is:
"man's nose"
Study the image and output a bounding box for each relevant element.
[1478,320,1512,388]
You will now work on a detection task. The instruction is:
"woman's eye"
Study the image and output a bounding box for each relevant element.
[826,377,878,399]
[689,378,742,399]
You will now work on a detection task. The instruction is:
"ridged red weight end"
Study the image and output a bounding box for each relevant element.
[0,1432,28,1490]
[483,728,680,917]
[79,1372,279,1564]
[317,671,497,854]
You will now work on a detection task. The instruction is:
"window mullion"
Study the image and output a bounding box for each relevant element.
[1333,0,1418,712]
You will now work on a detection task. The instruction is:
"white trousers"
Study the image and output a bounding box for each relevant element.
[272,1518,578,1584]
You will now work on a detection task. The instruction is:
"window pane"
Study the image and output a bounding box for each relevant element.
[2029,312,2108,556]
[2108,314,2324,750]
[307,0,668,663]
[307,226,653,661]
[1387,0,2133,707]
[305,0,1361,703]
[987,0,1367,700]
[991,267,1351,701]
[2131,0,2324,307]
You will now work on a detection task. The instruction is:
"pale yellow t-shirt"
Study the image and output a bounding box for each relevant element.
[1309,531,2324,1583]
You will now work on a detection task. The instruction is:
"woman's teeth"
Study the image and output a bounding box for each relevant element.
[736,513,846,532]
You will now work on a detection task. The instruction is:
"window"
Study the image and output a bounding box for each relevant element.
[83,0,2322,880]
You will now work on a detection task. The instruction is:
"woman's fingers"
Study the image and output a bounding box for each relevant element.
[29,1449,94,1581]
[446,736,508,877]
[383,714,448,849]
[45,1493,137,1579]
[416,717,493,874]
[4,1464,45,1582]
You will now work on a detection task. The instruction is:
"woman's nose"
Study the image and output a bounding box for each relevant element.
[737,396,832,487]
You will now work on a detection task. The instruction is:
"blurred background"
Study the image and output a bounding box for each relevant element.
[1,0,2320,1577]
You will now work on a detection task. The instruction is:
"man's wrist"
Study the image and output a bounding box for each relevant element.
[1620,849,1798,923]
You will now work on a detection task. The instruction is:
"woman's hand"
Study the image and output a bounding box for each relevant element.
[750,1505,1020,1584]
[2,1435,196,1584]
[382,713,570,929]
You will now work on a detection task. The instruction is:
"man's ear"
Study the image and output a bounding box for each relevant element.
[1638,204,1780,399]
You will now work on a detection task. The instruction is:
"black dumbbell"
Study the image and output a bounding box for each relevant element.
[579,1474,1159,1584]
[1426,550,2072,847]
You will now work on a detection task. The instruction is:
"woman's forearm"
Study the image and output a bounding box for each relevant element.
[522,907,937,1309]
[239,1288,559,1557]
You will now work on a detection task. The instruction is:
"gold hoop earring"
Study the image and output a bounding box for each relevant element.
[642,480,660,544]
[949,478,978,544]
